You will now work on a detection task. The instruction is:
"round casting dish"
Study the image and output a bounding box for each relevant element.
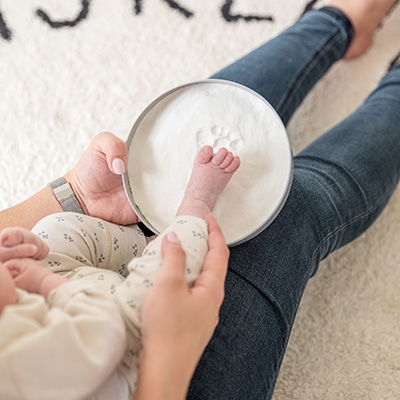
[123,79,293,246]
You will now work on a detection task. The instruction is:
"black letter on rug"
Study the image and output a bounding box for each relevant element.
[0,10,12,40]
[36,0,91,28]
[221,0,273,22]
[300,0,319,16]
[134,0,194,18]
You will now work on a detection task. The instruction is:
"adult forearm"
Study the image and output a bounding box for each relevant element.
[0,186,62,231]
[134,348,192,400]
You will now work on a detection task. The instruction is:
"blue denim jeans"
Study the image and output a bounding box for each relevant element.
[187,7,400,400]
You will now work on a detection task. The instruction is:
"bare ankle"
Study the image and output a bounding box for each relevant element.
[328,0,398,59]
[176,146,240,220]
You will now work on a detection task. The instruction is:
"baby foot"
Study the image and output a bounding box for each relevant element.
[177,145,241,219]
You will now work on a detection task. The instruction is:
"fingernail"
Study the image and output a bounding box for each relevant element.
[112,158,125,175]
[167,232,181,244]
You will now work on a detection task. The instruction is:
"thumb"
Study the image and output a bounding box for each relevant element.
[157,232,187,288]
[93,131,128,175]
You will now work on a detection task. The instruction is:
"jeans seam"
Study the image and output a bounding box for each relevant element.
[228,268,291,330]
[309,186,394,267]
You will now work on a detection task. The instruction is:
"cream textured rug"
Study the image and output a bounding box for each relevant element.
[1,1,400,398]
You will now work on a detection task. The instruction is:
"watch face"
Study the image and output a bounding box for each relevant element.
[123,80,292,246]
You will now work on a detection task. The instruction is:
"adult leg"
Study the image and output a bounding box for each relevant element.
[188,7,353,400]
[204,64,400,400]
[211,0,397,125]
[188,5,400,400]
[211,7,353,125]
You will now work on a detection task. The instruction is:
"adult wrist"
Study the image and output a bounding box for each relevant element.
[136,346,193,400]
[47,174,88,214]
[48,176,87,214]
[63,172,89,215]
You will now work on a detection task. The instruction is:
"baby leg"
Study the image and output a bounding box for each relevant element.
[117,145,239,338]
[32,213,148,295]
[114,146,239,391]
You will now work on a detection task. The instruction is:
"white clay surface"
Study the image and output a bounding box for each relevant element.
[126,80,292,245]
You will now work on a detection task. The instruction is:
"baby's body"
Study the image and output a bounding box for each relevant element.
[0,146,240,399]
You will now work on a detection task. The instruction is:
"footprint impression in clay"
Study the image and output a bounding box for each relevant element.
[196,125,244,154]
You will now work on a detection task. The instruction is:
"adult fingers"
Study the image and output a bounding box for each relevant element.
[194,214,229,304]
[92,132,128,175]
[156,232,187,290]
[203,214,230,280]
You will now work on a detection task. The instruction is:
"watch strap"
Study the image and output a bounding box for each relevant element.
[48,177,85,214]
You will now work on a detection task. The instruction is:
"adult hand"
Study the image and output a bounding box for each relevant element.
[135,214,229,400]
[0,227,49,263]
[65,131,139,225]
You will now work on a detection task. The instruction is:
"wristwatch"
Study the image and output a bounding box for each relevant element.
[48,177,85,214]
